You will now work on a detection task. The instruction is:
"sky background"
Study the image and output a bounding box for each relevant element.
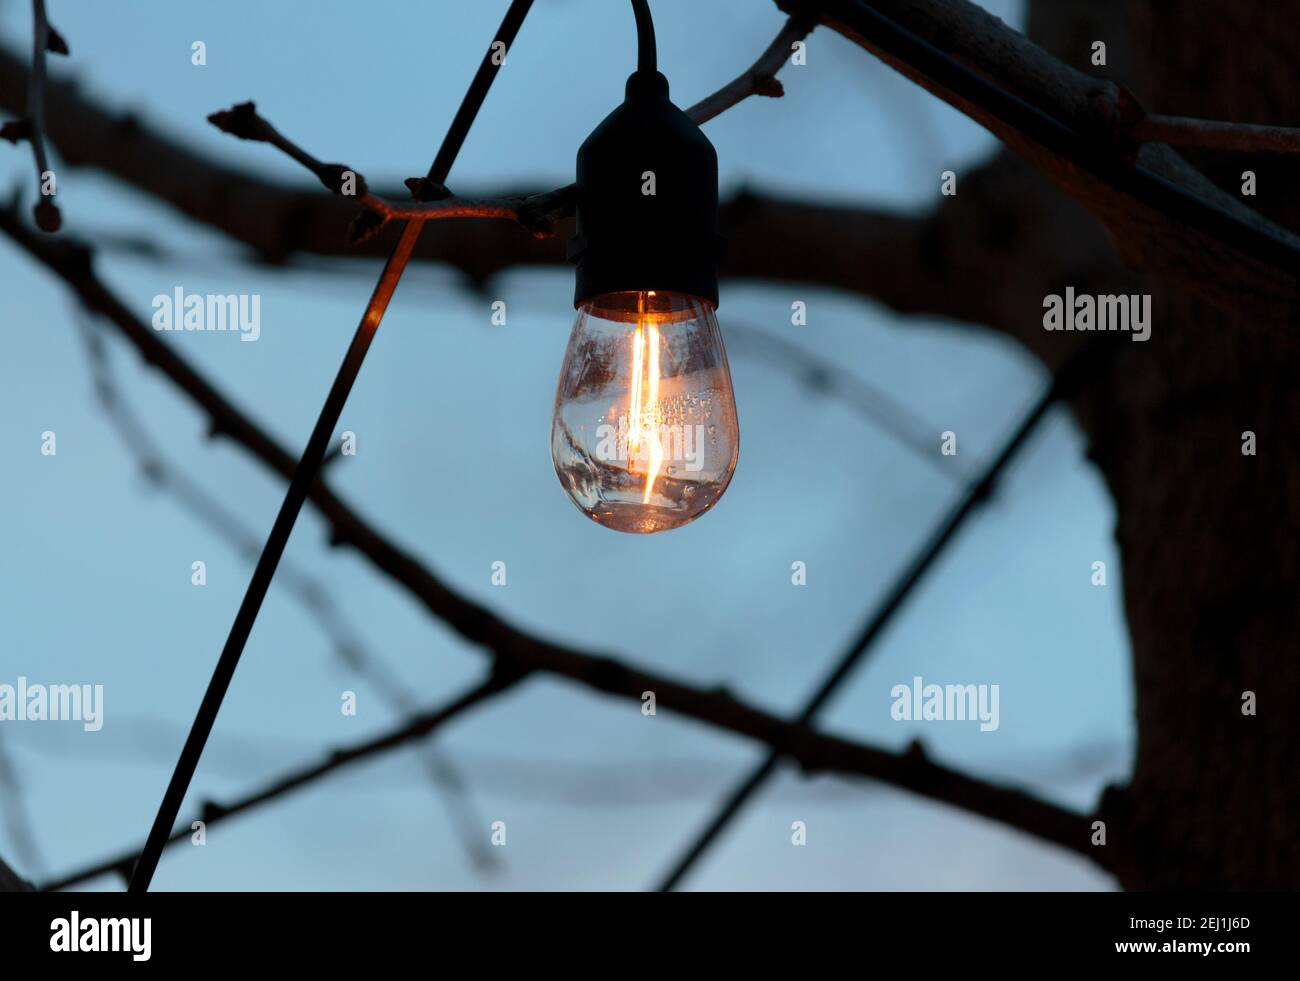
[0,0,1132,890]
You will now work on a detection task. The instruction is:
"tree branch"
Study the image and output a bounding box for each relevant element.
[0,207,1103,877]
[772,0,1300,325]
[0,0,65,229]
[24,0,54,229]
[204,99,564,242]
[684,13,816,124]
[1125,114,1300,155]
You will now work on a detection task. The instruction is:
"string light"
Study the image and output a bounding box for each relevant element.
[552,30,738,534]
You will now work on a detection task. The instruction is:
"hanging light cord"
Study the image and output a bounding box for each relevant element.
[631,0,657,72]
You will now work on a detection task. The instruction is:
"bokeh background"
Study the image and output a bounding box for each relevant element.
[0,0,1131,889]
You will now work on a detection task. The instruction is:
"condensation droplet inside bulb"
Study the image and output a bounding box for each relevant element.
[551,290,739,534]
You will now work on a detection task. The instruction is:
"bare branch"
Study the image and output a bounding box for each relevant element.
[685,14,816,124]
[204,100,546,239]
[206,101,370,197]
[27,0,55,229]
[1126,114,1300,154]
[0,208,1102,875]
[0,0,62,229]
[773,0,1300,324]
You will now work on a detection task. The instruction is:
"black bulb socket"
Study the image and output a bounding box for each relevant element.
[568,70,724,309]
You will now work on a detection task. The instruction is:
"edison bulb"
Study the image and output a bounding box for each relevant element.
[551,290,739,533]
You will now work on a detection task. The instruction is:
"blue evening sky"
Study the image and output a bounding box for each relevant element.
[0,0,1130,890]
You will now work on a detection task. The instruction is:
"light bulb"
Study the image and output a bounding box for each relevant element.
[551,289,739,534]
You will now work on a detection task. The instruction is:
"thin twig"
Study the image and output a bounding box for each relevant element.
[6,0,62,229]
[27,2,51,174]
[685,14,815,124]
[0,207,1102,878]
[40,666,526,891]
[1127,114,1300,154]
[206,101,542,236]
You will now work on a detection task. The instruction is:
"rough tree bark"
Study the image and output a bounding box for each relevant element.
[1066,0,1299,890]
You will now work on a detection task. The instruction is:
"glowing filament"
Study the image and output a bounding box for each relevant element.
[625,294,664,505]
[643,324,662,503]
[628,328,644,454]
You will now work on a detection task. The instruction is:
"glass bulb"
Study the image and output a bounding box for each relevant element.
[551,290,739,534]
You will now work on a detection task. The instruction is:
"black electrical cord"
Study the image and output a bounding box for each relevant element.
[631,0,657,73]
[426,2,537,186]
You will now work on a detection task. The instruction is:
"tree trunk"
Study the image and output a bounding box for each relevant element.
[1036,0,1299,889]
